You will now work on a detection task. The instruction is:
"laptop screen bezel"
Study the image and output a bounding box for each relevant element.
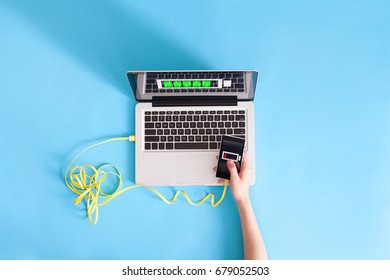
[126,70,258,102]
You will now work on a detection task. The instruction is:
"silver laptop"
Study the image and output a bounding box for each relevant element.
[127,70,258,186]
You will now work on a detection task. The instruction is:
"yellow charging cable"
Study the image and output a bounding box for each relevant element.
[64,136,228,225]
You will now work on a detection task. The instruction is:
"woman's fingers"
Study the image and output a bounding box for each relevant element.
[240,152,251,179]
[227,159,238,178]
[241,152,249,169]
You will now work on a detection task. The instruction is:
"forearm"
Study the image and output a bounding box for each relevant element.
[236,198,268,260]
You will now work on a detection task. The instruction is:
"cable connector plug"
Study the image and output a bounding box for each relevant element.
[128,135,136,142]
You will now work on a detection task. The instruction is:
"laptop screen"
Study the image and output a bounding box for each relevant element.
[127,70,258,102]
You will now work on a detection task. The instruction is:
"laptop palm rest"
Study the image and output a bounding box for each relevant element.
[174,154,215,184]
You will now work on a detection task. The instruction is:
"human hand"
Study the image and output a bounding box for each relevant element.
[213,153,251,204]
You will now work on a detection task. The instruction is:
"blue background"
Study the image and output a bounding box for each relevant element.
[1,0,389,259]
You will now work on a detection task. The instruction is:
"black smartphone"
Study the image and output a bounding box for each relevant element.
[216,135,245,180]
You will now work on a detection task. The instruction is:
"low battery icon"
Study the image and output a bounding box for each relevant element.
[222,151,241,162]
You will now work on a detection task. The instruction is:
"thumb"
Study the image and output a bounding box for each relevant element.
[227,160,238,178]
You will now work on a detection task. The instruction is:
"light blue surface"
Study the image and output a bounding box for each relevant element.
[1,0,389,259]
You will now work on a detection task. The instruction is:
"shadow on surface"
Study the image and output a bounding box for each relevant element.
[2,0,208,95]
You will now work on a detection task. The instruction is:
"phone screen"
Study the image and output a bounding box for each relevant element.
[216,135,245,180]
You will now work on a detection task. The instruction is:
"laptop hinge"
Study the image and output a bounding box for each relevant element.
[152,96,237,107]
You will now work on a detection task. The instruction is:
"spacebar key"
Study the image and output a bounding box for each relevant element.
[175,143,208,149]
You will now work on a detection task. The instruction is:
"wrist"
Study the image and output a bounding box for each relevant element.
[235,195,251,207]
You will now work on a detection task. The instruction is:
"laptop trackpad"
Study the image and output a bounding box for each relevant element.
[175,154,215,184]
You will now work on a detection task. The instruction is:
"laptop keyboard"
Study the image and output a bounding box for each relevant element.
[143,109,246,151]
[145,71,245,93]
